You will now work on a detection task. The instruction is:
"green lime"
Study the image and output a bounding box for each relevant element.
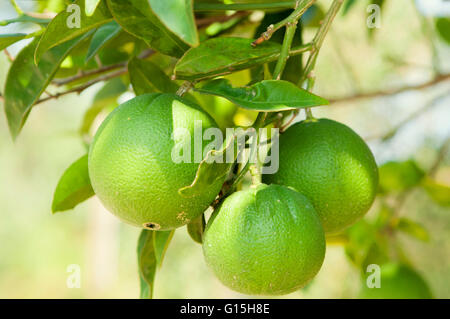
[359,263,433,299]
[264,118,378,234]
[203,183,326,295]
[88,93,224,230]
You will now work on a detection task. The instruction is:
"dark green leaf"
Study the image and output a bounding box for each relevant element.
[394,217,430,242]
[148,0,199,46]
[52,154,94,213]
[187,213,205,244]
[137,229,174,299]
[85,21,121,62]
[128,57,178,95]
[80,78,128,137]
[422,178,450,207]
[86,0,102,16]
[35,0,112,63]
[5,34,90,139]
[179,133,237,198]
[195,79,328,111]
[378,160,425,193]
[106,0,188,57]
[0,33,28,51]
[435,18,450,45]
[174,37,282,81]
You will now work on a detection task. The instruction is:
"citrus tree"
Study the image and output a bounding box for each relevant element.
[1,0,449,298]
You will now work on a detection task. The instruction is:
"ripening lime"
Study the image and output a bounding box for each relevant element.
[359,263,433,299]
[203,184,326,295]
[88,93,224,230]
[264,118,378,234]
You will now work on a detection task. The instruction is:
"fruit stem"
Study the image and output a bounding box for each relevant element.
[272,22,297,80]
[299,0,344,87]
[249,164,262,187]
[10,0,23,15]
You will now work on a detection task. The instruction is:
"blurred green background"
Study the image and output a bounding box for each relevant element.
[0,0,449,298]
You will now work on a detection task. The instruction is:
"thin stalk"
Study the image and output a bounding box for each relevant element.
[272,22,297,80]
[300,0,343,86]
[10,0,23,15]
[252,0,315,46]
[194,2,296,11]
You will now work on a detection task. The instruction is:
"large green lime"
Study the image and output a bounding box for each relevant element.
[264,118,378,234]
[203,184,326,295]
[88,93,224,230]
[359,263,433,299]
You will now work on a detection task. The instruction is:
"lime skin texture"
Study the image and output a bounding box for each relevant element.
[264,118,379,234]
[89,93,224,230]
[203,183,326,295]
[359,263,433,299]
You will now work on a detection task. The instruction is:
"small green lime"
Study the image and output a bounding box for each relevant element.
[89,93,224,230]
[264,118,379,234]
[203,184,326,295]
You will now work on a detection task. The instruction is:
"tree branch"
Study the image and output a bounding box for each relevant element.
[52,50,154,87]
[365,92,450,141]
[36,69,128,105]
[330,74,450,104]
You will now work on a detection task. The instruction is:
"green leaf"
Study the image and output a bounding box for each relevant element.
[195,79,328,111]
[85,21,121,62]
[344,220,377,268]
[86,0,102,16]
[174,37,282,81]
[148,0,199,46]
[137,229,174,299]
[378,160,425,193]
[422,178,450,207]
[106,0,188,57]
[435,18,450,45]
[0,33,28,51]
[5,34,90,139]
[80,77,128,137]
[35,0,113,63]
[52,154,94,213]
[128,57,178,95]
[394,217,430,242]
[179,133,237,198]
[187,213,205,244]
[153,230,175,267]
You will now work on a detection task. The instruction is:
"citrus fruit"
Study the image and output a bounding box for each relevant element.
[88,93,224,230]
[359,263,433,299]
[264,118,378,234]
[203,183,326,295]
